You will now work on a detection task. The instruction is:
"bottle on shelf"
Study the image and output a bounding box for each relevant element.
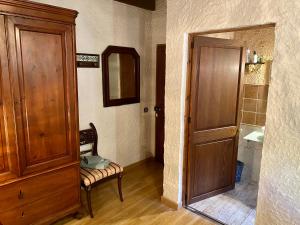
[253,51,258,63]
[246,48,251,63]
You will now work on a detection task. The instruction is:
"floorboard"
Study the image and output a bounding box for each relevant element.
[53,160,215,225]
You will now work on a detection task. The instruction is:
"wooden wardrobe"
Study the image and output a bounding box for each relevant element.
[0,1,80,224]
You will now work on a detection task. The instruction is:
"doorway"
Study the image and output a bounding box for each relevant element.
[155,44,166,164]
[183,25,275,225]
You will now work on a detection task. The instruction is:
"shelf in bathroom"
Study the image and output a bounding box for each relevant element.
[243,131,264,143]
[245,62,265,65]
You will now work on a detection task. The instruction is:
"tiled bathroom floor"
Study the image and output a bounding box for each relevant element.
[189,182,258,225]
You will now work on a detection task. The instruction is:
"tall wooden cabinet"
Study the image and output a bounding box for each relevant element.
[0,1,80,224]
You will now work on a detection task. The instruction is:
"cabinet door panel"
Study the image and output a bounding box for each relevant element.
[20,30,68,165]
[0,15,19,182]
[7,16,79,175]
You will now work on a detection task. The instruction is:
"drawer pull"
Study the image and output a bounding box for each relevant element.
[18,190,24,199]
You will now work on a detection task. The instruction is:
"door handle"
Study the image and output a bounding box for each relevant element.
[154,106,161,118]
[154,106,161,112]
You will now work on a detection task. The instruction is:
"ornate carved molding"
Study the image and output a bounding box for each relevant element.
[0,0,78,24]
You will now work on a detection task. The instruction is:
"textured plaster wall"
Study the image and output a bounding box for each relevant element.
[164,1,300,224]
[34,0,166,166]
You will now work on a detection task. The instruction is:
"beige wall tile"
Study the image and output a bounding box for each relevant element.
[256,114,266,126]
[244,85,258,99]
[257,100,267,113]
[258,85,269,100]
[242,112,256,125]
[243,99,257,112]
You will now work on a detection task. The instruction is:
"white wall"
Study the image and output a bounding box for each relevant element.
[164,1,300,224]
[34,0,166,167]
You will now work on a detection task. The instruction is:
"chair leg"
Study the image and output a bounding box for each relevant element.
[86,187,94,218]
[118,173,124,202]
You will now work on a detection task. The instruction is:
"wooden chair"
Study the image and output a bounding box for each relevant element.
[79,123,124,218]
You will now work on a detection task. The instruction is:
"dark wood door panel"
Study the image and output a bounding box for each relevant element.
[6,16,78,175]
[194,46,241,131]
[155,44,166,163]
[190,139,235,202]
[187,36,245,204]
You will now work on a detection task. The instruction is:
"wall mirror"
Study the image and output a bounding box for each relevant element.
[102,46,140,107]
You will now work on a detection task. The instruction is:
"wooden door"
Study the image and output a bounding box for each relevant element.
[6,16,79,175]
[187,37,245,204]
[155,44,166,163]
[0,15,19,182]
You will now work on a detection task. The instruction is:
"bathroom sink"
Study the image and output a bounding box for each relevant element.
[257,134,264,142]
[243,131,264,143]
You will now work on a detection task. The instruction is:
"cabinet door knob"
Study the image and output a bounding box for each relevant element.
[21,211,25,217]
[18,190,24,199]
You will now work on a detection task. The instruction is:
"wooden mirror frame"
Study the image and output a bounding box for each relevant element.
[102,45,140,107]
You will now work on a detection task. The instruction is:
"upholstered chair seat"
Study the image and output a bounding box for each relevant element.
[80,162,123,186]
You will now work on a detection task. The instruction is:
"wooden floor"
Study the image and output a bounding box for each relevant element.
[53,160,215,225]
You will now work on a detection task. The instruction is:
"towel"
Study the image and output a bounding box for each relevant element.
[80,155,111,169]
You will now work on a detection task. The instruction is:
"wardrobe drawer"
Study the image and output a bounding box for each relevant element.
[0,166,79,213]
[0,185,80,225]
[0,183,20,213]
[20,166,79,204]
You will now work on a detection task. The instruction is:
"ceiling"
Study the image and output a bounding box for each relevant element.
[114,0,155,11]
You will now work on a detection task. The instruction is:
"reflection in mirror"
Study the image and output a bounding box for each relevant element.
[108,53,136,99]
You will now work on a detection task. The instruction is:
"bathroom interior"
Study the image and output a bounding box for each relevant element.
[188,27,275,225]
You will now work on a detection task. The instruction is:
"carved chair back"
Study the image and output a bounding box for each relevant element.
[79,123,98,156]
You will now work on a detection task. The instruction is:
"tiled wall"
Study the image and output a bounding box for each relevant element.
[234,28,274,127]
[244,62,272,85]
[242,84,269,126]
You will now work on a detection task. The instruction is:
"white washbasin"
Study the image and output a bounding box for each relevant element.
[243,131,264,143]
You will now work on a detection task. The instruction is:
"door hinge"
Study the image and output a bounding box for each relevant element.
[188,116,192,123]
